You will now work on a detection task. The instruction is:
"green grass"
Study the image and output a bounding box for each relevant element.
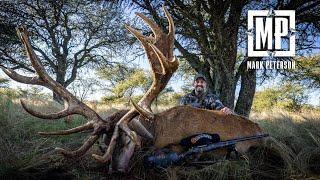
[1,95,320,179]
[0,96,101,179]
[250,110,320,178]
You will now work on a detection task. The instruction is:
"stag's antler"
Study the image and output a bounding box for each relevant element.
[1,27,104,157]
[91,6,179,164]
[1,27,149,158]
[2,6,178,171]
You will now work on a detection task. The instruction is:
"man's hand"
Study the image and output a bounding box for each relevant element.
[220,107,233,115]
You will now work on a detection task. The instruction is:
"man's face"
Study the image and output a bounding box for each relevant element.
[193,78,207,94]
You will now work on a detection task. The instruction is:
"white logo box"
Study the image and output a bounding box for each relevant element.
[247,10,295,57]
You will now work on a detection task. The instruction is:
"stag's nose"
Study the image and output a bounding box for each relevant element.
[116,136,136,173]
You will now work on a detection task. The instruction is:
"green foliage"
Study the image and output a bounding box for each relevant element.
[0,87,50,100]
[155,91,183,106]
[0,88,23,99]
[0,22,19,46]
[175,58,196,94]
[99,65,150,103]
[0,77,9,88]
[252,88,279,110]
[253,83,308,112]
[112,70,148,98]
[283,55,320,89]
[99,65,182,106]
[101,94,119,104]
[97,64,132,86]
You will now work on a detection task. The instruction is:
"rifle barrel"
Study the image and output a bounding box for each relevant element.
[220,134,269,143]
[181,134,269,157]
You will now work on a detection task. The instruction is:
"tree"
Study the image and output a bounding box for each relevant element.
[69,76,101,102]
[0,1,129,101]
[112,70,148,98]
[282,55,320,89]
[98,65,149,101]
[252,83,308,112]
[252,88,279,111]
[128,0,320,116]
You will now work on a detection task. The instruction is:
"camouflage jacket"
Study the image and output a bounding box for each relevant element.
[179,90,225,110]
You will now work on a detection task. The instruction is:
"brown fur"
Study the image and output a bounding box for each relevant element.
[148,106,265,154]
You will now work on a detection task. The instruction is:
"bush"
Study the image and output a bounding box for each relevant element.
[252,83,308,112]
[0,88,23,99]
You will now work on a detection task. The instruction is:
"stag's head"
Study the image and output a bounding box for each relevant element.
[1,6,178,173]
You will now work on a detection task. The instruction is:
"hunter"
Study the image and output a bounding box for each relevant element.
[180,74,233,115]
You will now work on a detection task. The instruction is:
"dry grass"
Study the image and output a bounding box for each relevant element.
[1,96,320,179]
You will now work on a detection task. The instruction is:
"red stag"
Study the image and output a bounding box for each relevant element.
[1,7,266,173]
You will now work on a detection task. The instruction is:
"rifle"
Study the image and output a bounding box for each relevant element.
[144,134,269,168]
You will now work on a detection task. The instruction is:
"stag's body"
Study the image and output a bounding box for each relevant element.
[141,106,264,153]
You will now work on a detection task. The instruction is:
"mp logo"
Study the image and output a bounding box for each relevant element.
[247,10,296,57]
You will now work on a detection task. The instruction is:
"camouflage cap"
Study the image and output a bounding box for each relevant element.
[194,73,206,82]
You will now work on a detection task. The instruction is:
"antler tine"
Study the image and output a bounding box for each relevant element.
[20,99,73,119]
[1,60,79,121]
[0,27,119,161]
[135,12,162,39]
[16,27,53,85]
[1,67,45,86]
[16,27,77,103]
[125,25,154,45]
[163,6,175,39]
[38,122,94,136]
[2,67,79,121]
[130,98,154,120]
[129,118,154,139]
[2,26,154,166]
[148,43,169,75]
[125,25,163,75]
[55,135,99,157]
[163,6,175,58]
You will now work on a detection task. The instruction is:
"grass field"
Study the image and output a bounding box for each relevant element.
[1,96,320,179]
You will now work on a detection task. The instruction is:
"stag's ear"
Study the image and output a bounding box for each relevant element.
[130,98,155,120]
[129,118,154,139]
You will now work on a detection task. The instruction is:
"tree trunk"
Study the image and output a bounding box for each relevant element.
[235,65,257,117]
[53,69,67,103]
[205,42,237,109]
[219,75,236,109]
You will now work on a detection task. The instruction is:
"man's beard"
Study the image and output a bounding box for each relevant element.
[195,86,205,95]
